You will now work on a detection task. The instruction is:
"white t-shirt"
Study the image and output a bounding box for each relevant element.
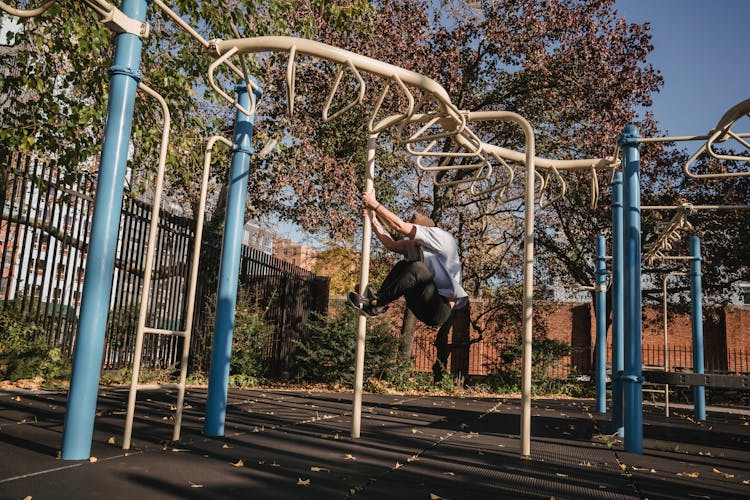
[413,225,469,308]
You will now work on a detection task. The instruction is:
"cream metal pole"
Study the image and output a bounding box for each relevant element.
[642,205,750,211]
[661,271,686,418]
[436,110,537,458]
[172,135,234,442]
[351,134,377,439]
[123,82,171,450]
[518,117,536,459]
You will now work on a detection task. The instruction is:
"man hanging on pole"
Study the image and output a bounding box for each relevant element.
[347,189,468,326]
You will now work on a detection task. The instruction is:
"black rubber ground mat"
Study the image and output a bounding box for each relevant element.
[1,388,748,499]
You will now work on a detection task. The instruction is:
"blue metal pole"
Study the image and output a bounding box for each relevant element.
[595,235,607,414]
[689,236,706,421]
[611,172,625,436]
[619,125,643,454]
[61,0,148,460]
[204,81,262,436]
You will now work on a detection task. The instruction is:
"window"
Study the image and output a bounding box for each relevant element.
[741,283,750,306]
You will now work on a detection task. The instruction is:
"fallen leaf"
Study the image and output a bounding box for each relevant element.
[411,428,422,434]
[171,448,191,453]
[310,466,330,472]
[555,473,568,478]
[579,461,593,467]
[13,396,21,401]
[430,494,449,500]
[677,471,700,478]
[17,419,26,425]
[222,444,231,449]
[443,472,455,476]
[345,454,357,460]
[231,460,244,467]
[188,481,203,488]
[619,463,627,471]
[297,478,310,487]
[394,462,402,469]
[407,455,419,462]
[271,461,280,467]
[742,480,749,485]
[89,457,98,463]
[107,436,116,445]
[712,467,735,479]
[22,496,31,500]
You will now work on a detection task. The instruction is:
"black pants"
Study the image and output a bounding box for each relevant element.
[375,260,452,326]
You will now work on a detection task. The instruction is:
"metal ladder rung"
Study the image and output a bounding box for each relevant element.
[143,326,187,337]
[135,383,181,391]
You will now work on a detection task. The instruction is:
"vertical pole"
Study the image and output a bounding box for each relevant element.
[595,235,607,413]
[519,119,536,460]
[61,0,148,461]
[610,172,624,436]
[619,125,643,454]
[689,236,706,421]
[351,134,377,439]
[204,81,262,436]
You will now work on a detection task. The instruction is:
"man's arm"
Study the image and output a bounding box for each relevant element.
[368,209,409,255]
[363,191,416,239]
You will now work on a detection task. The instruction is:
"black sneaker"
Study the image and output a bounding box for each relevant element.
[346,291,386,317]
[363,285,379,301]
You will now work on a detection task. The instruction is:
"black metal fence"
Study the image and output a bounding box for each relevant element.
[639,344,750,375]
[1,152,329,375]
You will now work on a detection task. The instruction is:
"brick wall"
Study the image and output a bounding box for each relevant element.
[335,298,750,376]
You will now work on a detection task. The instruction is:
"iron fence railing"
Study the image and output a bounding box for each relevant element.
[412,333,750,380]
[1,152,329,375]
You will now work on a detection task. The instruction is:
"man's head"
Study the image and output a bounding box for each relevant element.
[409,212,435,227]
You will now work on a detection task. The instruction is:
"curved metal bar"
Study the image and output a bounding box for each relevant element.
[207,45,255,117]
[707,128,750,162]
[0,0,56,16]
[538,165,567,209]
[214,36,455,105]
[590,166,600,209]
[465,111,616,171]
[396,94,467,145]
[322,60,366,122]
[286,45,297,116]
[368,75,415,133]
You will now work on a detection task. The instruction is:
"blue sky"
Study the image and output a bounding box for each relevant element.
[614,0,750,136]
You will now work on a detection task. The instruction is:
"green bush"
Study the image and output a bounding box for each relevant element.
[229,299,275,385]
[290,306,410,388]
[484,333,573,394]
[0,301,70,382]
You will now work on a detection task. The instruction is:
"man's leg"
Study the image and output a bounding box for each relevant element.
[375,261,433,306]
[405,280,452,326]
